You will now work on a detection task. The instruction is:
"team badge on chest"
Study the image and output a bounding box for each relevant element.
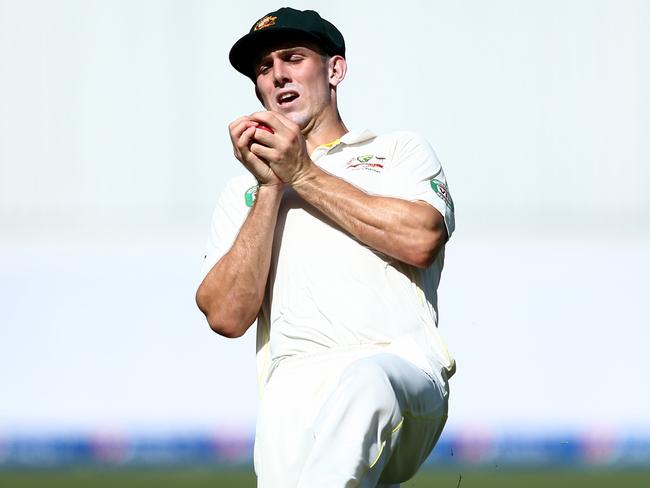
[345,155,386,173]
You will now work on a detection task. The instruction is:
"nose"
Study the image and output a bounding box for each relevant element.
[272,60,290,87]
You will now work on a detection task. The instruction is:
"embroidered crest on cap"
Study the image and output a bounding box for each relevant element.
[254,15,277,31]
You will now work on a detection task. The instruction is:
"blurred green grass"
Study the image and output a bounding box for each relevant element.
[1,469,650,487]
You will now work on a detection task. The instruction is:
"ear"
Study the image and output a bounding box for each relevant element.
[328,55,347,87]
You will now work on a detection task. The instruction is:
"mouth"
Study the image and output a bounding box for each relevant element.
[276,90,300,107]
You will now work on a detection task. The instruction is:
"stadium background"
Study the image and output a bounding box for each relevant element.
[1,0,649,484]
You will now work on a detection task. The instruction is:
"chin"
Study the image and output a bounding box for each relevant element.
[283,111,311,129]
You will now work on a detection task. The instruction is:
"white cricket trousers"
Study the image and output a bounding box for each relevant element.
[254,346,449,487]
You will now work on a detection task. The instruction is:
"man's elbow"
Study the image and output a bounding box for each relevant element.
[195,289,252,338]
[205,314,250,338]
[201,305,253,339]
[407,248,439,269]
[407,228,448,269]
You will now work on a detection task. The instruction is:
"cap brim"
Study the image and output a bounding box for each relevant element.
[229,28,330,81]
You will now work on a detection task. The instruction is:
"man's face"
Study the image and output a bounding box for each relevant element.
[253,40,332,129]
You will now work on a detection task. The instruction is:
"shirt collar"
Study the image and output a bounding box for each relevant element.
[339,129,376,145]
[310,129,377,160]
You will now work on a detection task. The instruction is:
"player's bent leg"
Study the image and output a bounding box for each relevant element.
[297,353,448,488]
[255,346,390,487]
[298,356,403,488]
[378,396,446,484]
[254,359,320,487]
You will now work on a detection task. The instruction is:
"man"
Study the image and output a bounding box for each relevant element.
[196,7,456,487]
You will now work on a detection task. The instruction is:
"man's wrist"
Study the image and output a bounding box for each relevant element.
[291,161,320,191]
[256,182,285,201]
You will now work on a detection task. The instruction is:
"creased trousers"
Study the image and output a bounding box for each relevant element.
[254,346,449,488]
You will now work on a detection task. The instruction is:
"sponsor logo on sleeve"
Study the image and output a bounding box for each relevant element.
[244,185,258,207]
[430,179,454,211]
[345,155,386,173]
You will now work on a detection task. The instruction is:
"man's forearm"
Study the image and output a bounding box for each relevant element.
[292,165,446,268]
[196,185,283,337]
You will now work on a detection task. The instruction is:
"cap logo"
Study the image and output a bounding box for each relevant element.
[254,15,277,31]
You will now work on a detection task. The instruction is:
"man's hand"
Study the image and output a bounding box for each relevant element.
[228,116,283,188]
[247,111,313,185]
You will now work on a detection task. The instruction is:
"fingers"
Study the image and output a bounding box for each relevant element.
[230,111,311,186]
[249,141,276,161]
[259,110,298,131]
[230,114,279,152]
[227,115,249,131]
[250,125,274,146]
[229,117,262,162]
[228,116,255,136]
[241,111,301,149]
[248,114,281,151]
[230,120,264,167]
[238,126,257,153]
[237,110,299,135]
[228,114,287,186]
[249,111,296,135]
[229,117,256,145]
[249,111,305,156]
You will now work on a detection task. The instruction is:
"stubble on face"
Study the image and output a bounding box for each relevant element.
[253,40,332,130]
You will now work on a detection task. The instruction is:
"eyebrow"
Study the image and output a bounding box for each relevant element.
[257,47,308,64]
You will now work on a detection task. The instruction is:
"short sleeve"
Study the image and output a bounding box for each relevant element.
[385,132,455,238]
[199,174,257,283]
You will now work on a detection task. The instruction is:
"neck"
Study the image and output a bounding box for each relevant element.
[303,120,348,154]
[301,106,348,154]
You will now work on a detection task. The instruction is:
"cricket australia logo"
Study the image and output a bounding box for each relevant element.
[430,179,454,211]
[345,155,386,173]
[253,15,277,31]
[244,185,258,207]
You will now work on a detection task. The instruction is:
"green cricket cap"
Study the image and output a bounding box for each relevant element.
[229,7,346,82]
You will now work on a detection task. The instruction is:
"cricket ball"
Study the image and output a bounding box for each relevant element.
[255,123,274,134]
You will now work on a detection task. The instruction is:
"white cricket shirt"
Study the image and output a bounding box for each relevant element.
[201,130,456,387]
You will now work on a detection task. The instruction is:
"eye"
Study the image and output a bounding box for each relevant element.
[256,63,271,75]
[286,53,304,63]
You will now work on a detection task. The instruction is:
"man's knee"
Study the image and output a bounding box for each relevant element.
[337,356,402,420]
